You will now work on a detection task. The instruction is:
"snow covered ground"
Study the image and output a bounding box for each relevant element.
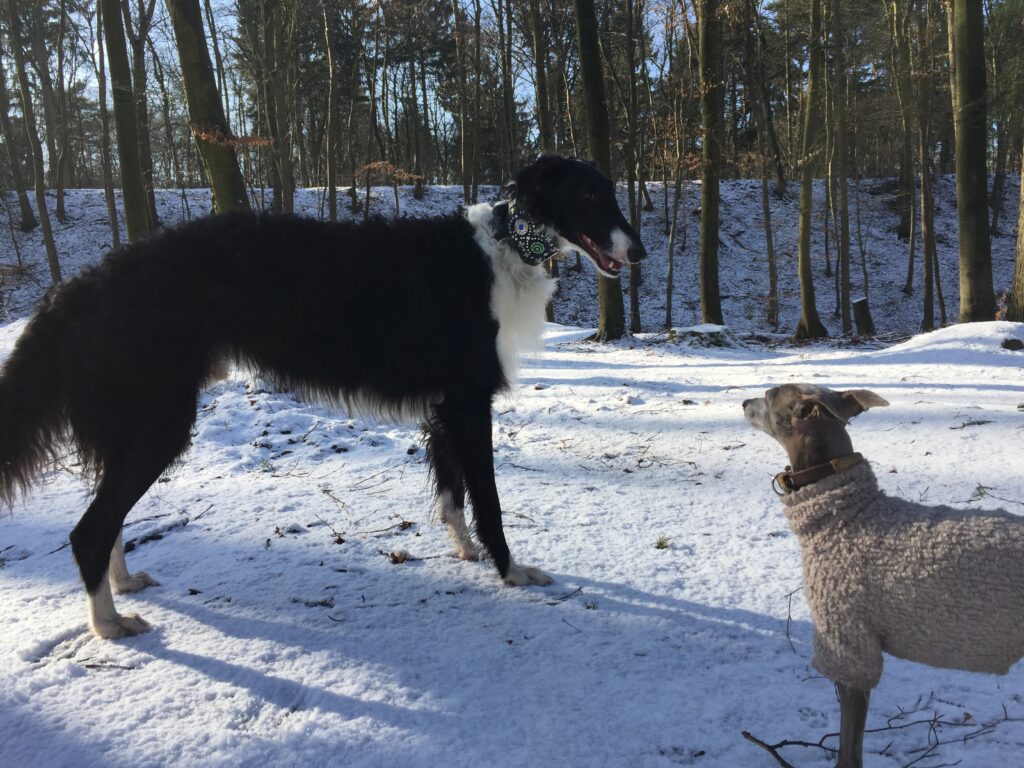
[1,185,1023,767]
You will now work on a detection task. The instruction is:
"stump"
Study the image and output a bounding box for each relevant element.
[853,297,876,337]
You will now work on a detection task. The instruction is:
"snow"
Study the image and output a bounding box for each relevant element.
[0,186,1023,767]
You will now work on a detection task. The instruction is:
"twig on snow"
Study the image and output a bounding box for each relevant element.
[546,587,582,605]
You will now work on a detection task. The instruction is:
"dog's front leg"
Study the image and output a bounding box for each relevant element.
[836,682,869,768]
[435,398,552,586]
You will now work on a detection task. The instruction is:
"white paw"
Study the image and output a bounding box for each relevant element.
[91,612,152,639]
[503,563,554,586]
[452,538,481,561]
[111,571,159,594]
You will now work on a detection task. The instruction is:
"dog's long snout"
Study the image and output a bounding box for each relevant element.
[627,244,646,264]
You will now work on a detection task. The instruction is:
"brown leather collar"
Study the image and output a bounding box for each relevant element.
[772,453,864,496]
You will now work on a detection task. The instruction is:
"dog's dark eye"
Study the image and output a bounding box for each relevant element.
[794,402,815,419]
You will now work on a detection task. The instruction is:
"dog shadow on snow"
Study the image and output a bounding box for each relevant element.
[115,530,813,732]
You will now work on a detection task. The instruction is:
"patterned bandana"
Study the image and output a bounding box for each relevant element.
[492,199,560,266]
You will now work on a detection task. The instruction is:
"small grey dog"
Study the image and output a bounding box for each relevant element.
[744,383,1024,768]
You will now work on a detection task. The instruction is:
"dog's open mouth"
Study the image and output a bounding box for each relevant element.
[577,234,625,278]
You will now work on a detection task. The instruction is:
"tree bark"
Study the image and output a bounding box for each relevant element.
[832,0,851,334]
[470,0,481,202]
[529,0,553,152]
[0,51,36,231]
[574,0,625,341]
[5,0,60,282]
[746,0,786,195]
[166,0,250,213]
[95,2,121,249]
[100,0,151,241]
[794,0,828,338]
[698,0,724,325]
[26,1,60,191]
[950,0,995,321]
[624,0,642,334]
[916,0,940,331]
[123,0,159,228]
[1007,145,1024,321]
[451,0,470,202]
[322,0,338,221]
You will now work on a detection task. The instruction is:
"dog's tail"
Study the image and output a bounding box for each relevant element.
[0,307,70,506]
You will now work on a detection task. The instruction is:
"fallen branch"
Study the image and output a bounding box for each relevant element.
[740,731,801,768]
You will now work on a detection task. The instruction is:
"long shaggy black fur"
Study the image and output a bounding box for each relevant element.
[0,154,645,617]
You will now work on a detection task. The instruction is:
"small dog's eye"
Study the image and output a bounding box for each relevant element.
[794,402,815,419]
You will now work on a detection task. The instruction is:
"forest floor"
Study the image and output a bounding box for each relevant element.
[0,182,1022,767]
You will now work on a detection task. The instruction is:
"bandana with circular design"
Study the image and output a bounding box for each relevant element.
[502,199,560,265]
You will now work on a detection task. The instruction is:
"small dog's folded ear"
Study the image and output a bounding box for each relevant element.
[839,389,889,420]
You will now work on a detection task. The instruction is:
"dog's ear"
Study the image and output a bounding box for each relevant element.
[838,389,889,420]
[795,388,886,423]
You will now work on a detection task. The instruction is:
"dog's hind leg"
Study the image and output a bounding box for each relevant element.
[70,413,191,638]
[434,398,552,586]
[426,420,480,561]
[108,532,160,594]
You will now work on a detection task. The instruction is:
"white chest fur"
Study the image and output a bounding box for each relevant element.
[465,203,557,383]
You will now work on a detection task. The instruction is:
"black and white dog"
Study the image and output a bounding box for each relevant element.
[0,154,645,638]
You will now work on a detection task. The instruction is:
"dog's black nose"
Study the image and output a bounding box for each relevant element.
[627,245,646,263]
[742,398,753,408]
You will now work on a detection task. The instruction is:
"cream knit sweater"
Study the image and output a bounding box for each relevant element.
[780,461,1024,690]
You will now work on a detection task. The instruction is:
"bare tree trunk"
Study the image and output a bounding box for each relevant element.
[916,0,939,331]
[451,0,470,202]
[760,135,778,330]
[94,3,121,249]
[5,0,60,282]
[832,0,851,334]
[746,0,786,195]
[991,124,1008,236]
[148,36,190,219]
[949,0,995,321]
[470,0,482,202]
[166,0,250,214]
[574,0,625,341]
[624,0,642,333]
[100,0,151,241]
[322,0,338,221]
[202,0,227,121]
[529,0,553,153]
[410,58,423,199]
[53,0,69,221]
[263,0,294,214]
[794,0,828,338]
[345,1,363,213]
[1007,142,1024,321]
[698,0,724,325]
[123,0,159,228]
[0,51,36,231]
[26,1,60,192]
[665,149,685,332]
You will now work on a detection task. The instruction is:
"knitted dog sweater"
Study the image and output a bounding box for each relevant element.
[780,461,1024,691]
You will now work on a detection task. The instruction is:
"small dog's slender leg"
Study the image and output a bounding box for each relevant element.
[108,532,159,594]
[836,682,869,768]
